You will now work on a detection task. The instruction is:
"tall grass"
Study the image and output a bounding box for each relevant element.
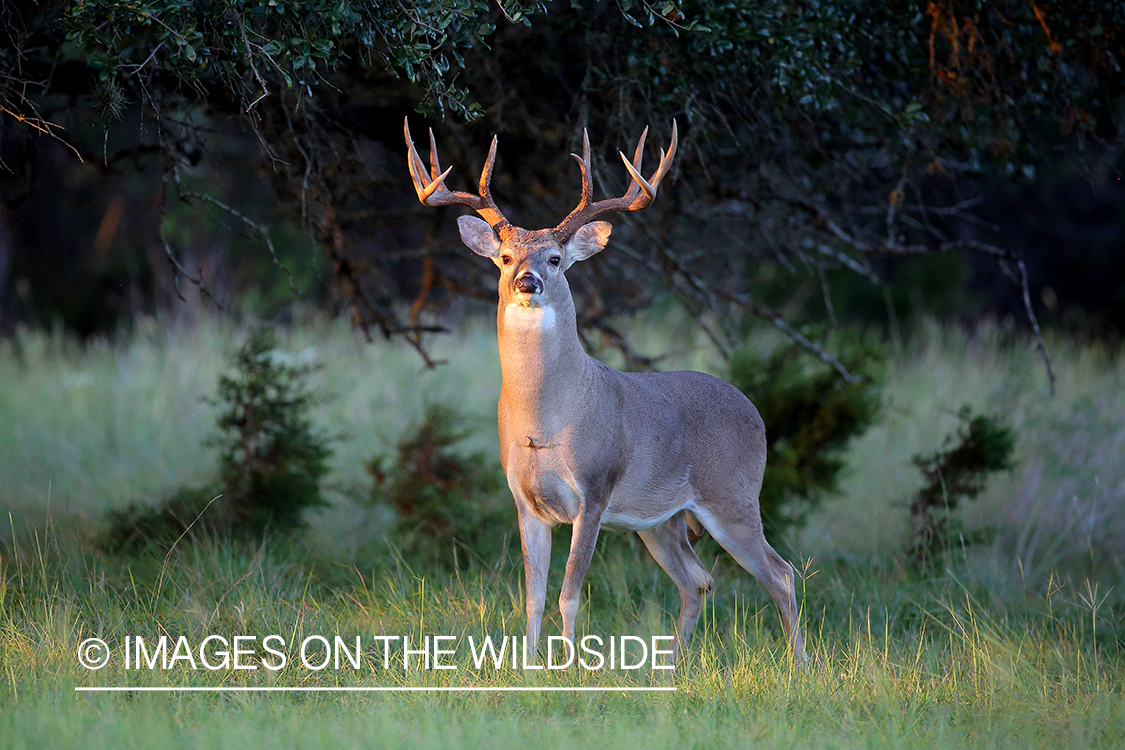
[799,320,1125,582]
[1,313,1123,748]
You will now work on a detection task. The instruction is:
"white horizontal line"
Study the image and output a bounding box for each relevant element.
[76,686,676,693]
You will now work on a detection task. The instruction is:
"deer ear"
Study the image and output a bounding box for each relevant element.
[458,216,502,259]
[564,221,612,267]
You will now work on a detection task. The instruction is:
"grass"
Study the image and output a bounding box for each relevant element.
[1,312,1123,748]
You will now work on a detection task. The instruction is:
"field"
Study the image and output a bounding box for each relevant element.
[1,313,1123,748]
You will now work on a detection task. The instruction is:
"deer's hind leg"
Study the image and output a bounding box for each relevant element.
[637,512,713,662]
[692,501,805,661]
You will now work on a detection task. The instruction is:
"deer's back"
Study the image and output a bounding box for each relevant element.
[614,367,766,464]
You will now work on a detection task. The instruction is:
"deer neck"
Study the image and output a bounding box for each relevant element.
[496,294,591,431]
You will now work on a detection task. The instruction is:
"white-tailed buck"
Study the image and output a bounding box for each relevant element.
[405,118,804,662]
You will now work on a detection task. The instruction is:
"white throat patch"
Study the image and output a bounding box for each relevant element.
[504,303,556,331]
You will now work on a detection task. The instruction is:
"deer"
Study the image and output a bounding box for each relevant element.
[404,117,805,664]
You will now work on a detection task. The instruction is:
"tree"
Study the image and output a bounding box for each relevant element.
[2,2,1123,387]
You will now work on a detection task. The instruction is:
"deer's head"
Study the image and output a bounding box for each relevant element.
[405,118,677,309]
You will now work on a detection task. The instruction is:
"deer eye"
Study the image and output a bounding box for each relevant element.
[548,256,561,267]
[501,255,513,265]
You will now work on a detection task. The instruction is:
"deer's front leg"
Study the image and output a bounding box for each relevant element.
[517,503,552,650]
[559,502,605,642]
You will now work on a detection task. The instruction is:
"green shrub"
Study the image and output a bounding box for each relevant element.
[907,405,1016,566]
[207,326,332,534]
[728,334,883,542]
[368,404,514,570]
[102,326,332,551]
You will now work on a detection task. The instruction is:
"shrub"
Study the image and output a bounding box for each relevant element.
[368,404,514,570]
[207,326,332,535]
[102,326,332,551]
[727,334,883,542]
[907,405,1016,566]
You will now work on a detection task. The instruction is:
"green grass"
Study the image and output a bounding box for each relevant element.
[1,313,1123,748]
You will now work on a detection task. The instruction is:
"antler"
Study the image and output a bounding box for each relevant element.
[404,117,512,234]
[554,120,678,241]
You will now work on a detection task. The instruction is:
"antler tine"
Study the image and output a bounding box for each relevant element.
[479,135,499,200]
[619,152,656,202]
[652,119,678,186]
[419,165,456,203]
[629,126,648,179]
[404,118,428,194]
[554,119,679,240]
[428,128,443,181]
[610,126,650,201]
[569,128,594,211]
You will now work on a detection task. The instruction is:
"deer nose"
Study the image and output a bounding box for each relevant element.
[515,272,542,294]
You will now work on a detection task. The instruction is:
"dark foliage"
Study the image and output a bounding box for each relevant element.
[907,405,1016,566]
[727,333,883,540]
[3,1,1122,387]
[100,486,222,554]
[208,326,332,533]
[101,326,332,551]
[368,403,514,570]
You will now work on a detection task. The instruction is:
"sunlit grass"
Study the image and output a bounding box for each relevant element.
[2,536,1122,748]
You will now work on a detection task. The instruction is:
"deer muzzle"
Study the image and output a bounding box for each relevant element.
[514,272,543,295]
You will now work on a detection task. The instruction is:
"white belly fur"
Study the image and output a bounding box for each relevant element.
[599,482,699,532]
